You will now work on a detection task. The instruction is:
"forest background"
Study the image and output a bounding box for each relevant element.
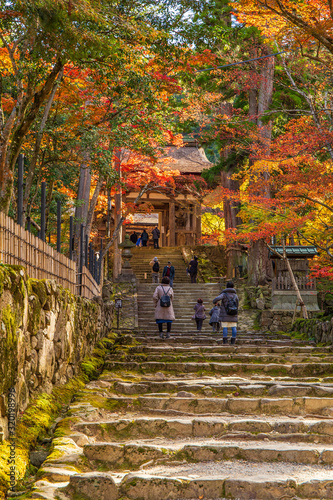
[1,0,333,288]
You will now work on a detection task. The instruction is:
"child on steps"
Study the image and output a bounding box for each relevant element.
[209,302,220,333]
[193,298,206,332]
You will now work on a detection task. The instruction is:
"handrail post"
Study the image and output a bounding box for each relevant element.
[69,216,74,260]
[79,224,84,296]
[57,200,61,253]
[98,237,103,284]
[88,242,93,273]
[40,181,46,242]
[85,235,88,267]
[17,154,24,227]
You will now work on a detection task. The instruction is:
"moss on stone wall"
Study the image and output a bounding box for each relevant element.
[0,264,114,498]
[292,315,332,343]
[0,334,116,498]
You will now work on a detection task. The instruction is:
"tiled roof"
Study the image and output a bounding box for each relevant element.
[270,246,318,258]
[163,143,212,174]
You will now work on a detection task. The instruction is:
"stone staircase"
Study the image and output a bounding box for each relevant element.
[132,246,256,335]
[131,246,189,283]
[32,330,333,500]
[138,283,223,335]
[25,249,333,499]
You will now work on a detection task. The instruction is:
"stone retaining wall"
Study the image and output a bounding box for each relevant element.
[0,264,113,440]
[245,285,319,332]
[292,316,333,344]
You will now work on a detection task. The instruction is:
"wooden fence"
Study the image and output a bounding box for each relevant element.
[0,211,100,299]
[273,276,316,291]
[77,266,101,299]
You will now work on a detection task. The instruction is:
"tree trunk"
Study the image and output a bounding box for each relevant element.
[23,69,64,223]
[247,46,275,285]
[74,161,91,259]
[0,58,63,214]
[85,175,105,242]
[45,180,55,235]
[221,169,243,278]
[247,239,271,285]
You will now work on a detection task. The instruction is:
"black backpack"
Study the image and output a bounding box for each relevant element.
[225,293,238,316]
[153,262,159,272]
[160,286,171,307]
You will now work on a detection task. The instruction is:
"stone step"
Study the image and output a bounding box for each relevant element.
[84,439,333,469]
[98,395,333,416]
[105,360,333,377]
[125,345,331,353]
[106,462,333,500]
[130,333,297,341]
[109,352,333,364]
[74,415,333,443]
[133,336,311,345]
[109,379,333,398]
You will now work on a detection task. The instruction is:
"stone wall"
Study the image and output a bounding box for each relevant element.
[0,264,113,440]
[245,285,272,311]
[244,284,318,332]
[292,316,333,344]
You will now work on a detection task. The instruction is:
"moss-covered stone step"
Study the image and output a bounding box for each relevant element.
[125,345,332,354]
[111,379,333,398]
[108,352,333,364]
[99,395,333,416]
[74,416,333,443]
[115,464,333,500]
[133,336,310,345]
[83,439,333,469]
[104,360,333,377]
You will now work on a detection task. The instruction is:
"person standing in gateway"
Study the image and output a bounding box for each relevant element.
[141,229,149,247]
[213,281,239,344]
[152,226,160,249]
[130,231,138,244]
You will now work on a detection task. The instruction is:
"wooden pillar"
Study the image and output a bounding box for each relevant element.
[161,210,166,247]
[186,205,191,230]
[169,200,175,247]
[195,203,202,244]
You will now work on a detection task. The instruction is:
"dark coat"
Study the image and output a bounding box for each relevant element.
[130,233,138,243]
[194,303,206,319]
[189,259,198,276]
[141,231,149,241]
[209,306,220,324]
[162,265,175,280]
[213,288,239,322]
[152,227,160,239]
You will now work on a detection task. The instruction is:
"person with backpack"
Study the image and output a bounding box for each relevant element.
[209,302,221,333]
[213,281,239,344]
[153,276,175,339]
[149,256,160,283]
[193,298,206,332]
[162,261,175,287]
[152,226,160,249]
